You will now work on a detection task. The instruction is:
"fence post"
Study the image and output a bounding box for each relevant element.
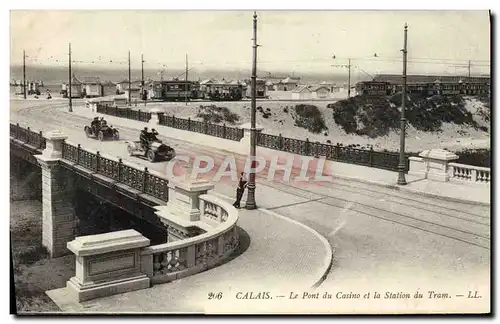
[96,151,101,173]
[138,110,141,121]
[223,123,226,138]
[172,115,176,128]
[115,106,119,116]
[27,127,31,144]
[279,134,283,150]
[143,167,148,193]
[77,144,82,165]
[204,121,208,134]
[188,117,191,131]
[335,143,340,160]
[39,131,44,149]
[305,138,310,156]
[16,123,20,139]
[369,147,373,166]
[118,158,123,182]
[135,99,137,107]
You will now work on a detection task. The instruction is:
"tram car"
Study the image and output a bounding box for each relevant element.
[157,80,196,102]
[201,81,244,101]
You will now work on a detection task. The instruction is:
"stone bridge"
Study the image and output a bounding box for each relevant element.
[10,123,240,302]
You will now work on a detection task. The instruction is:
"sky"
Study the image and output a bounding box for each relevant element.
[10,10,491,77]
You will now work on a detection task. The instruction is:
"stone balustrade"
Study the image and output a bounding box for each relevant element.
[448,162,491,184]
[141,193,239,284]
[409,148,490,184]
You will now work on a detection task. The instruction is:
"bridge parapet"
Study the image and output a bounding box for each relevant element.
[142,191,239,285]
[11,123,241,299]
[409,148,490,184]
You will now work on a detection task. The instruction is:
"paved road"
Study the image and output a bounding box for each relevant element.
[10,99,491,311]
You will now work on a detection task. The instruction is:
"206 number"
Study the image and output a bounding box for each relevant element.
[208,292,223,300]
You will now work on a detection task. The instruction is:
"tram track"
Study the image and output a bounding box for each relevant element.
[11,103,490,250]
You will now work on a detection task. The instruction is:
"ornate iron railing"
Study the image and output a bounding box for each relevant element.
[257,132,409,172]
[60,141,169,201]
[96,102,244,141]
[158,114,244,142]
[96,103,151,122]
[9,123,46,150]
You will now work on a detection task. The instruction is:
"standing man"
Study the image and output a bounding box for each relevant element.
[233,172,248,209]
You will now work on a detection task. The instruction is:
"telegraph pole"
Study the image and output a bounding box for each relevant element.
[23,50,26,99]
[141,53,145,100]
[347,58,352,98]
[246,11,258,210]
[128,50,131,106]
[397,23,408,186]
[185,54,188,105]
[468,60,471,79]
[68,43,73,112]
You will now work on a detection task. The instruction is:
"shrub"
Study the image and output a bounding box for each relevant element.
[196,105,240,124]
[293,104,328,134]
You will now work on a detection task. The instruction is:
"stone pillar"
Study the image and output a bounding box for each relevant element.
[408,156,427,178]
[35,130,76,258]
[418,149,459,182]
[66,229,151,302]
[155,180,215,242]
[148,108,163,125]
[239,122,264,154]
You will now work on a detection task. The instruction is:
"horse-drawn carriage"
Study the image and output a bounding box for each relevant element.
[84,120,120,141]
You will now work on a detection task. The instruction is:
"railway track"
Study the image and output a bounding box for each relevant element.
[11,102,490,250]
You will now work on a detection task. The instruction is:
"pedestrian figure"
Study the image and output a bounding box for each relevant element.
[233,172,248,209]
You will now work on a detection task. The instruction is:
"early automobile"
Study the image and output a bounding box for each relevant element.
[126,135,176,162]
[84,120,120,141]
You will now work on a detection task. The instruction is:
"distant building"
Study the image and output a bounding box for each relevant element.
[116,80,142,93]
[355,81,391,96]
[68,76,82,98]
[80,76,102,97]
[372,74,490,96]
[275,76,301,91]
[245,78,267,98]
[102,81,117,97]
[309,85,331,99]
[291,85,312,100]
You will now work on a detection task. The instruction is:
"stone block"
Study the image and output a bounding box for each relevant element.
[66,229,151,302]
[408,156,427,178]
[417,149,459,182]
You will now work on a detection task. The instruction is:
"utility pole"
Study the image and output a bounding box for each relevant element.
[331,57,352,98]
[141,53,145,100]
[185,54,188,105]
[468,60,471,79]
[397,23,408,186]
[347,58,352,98]
[68,43,73,112]
[23,50,26,99]
[246,11,258,210]
[128,50,131,106]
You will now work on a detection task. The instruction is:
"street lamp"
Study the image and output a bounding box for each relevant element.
[246,11,258,210]
[397,23,408,185]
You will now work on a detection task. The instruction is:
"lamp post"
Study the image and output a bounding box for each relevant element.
[68,43,73,112]
[397,23,408,185]
[246,11,258,210]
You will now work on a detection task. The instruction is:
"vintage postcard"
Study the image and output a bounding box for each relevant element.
[9,10,491,315]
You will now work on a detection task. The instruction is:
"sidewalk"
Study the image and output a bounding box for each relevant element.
[47,207,332,314]
[71,105,490,205]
